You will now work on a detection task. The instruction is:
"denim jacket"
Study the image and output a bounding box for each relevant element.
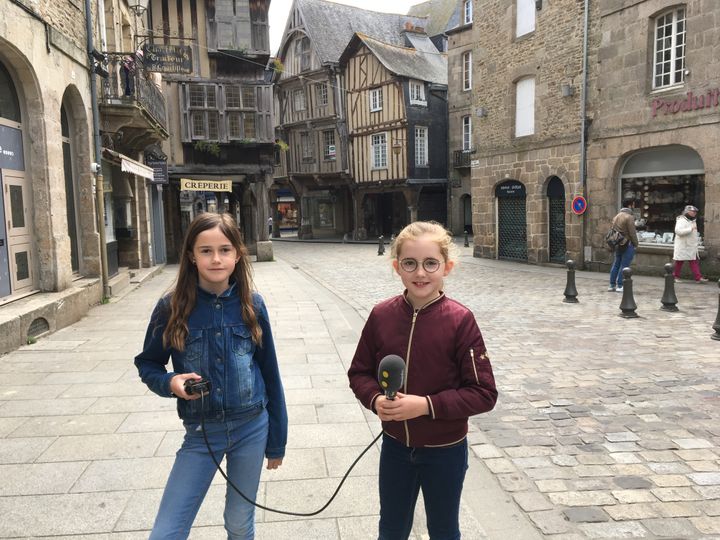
[134,284,288,459]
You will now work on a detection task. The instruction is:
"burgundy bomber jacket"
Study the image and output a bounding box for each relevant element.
[348,293,498,448]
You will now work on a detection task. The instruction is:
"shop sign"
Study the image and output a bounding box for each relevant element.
[651,88,720,118]
[495,180,526,198]
[181,178,232,192]
[142,44,193,74]
[145,157,168,184]
[0,125,24,171]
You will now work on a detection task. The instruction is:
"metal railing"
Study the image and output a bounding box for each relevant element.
[101,52,168,132]
[453,149,475,168]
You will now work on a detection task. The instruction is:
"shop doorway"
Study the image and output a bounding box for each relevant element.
[61,104,80,273]
[461,194,472,234]
[496,180,527,261]
[546,176,566,263]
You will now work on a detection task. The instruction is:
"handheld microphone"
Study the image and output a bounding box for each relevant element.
[378,354,405,400]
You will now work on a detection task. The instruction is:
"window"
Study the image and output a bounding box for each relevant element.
[225,85,257,139]
[188,84,219,140]
[371,133,387,168]
[409,80,426,105]
[462,115,472,150]
[323,130,336,160]
[463,0,472,25]
[295,37,311,72]
[462,51,472,91]
[653,8,686,89]
[516,0,536,37]
[515,77,535,137]
[370,88,383,112]
[293,89,307,111]
[415,126,428,166]
[300,131,313,159]
[316,83,328,106]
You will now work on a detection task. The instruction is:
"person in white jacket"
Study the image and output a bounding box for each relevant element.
[673,205,708,283]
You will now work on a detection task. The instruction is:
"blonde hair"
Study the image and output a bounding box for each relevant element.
[390,221,458,262]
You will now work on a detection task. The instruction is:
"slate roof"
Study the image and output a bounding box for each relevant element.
[407,0,460,36]
[286,0,428,64]
[344,32,447,86]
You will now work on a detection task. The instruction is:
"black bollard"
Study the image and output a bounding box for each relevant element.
[712,279,720,341]
[464,230,469,248]
[563,260,579,303]
[660,262,679,312]
[377,235,385,256]
[619,267,638,318]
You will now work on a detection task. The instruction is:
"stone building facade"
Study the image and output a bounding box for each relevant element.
[469,0,719,276]
[470,0,590,264]
[0,0,101,308]
[586,0,719,276]
[447,0,474,236]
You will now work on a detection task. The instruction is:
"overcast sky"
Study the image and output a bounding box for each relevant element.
[269,0,421,55]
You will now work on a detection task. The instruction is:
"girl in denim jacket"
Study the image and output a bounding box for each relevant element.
[135,213,287,540]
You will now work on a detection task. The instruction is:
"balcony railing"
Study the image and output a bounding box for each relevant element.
[453,149,475,168]
[101,52,168,132]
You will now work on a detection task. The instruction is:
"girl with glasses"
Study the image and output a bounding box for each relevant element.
[348,221,497,540]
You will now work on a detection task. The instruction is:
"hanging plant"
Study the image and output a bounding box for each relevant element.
[274,138,289,152]
[271,58,285,74]
[194,140,221,157]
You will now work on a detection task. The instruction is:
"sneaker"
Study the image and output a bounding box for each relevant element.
[607,285,616,292]
[696,277,709,283]
[616,286,624,292]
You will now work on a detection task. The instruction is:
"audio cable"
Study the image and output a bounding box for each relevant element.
[199,392,383,516]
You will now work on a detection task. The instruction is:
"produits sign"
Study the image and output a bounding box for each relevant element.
[0,125,24,171]
[180,178,232,192]
[142,44,193,74]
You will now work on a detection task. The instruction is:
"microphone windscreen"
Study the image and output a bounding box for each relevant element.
[378,354,405,395]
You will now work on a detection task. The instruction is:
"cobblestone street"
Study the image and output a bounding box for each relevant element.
[274,241,720,539]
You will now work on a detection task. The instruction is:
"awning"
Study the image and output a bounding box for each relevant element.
[102,148,154,180]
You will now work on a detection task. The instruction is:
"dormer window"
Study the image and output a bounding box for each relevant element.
[409,80,426,106]
[463,0,472,25]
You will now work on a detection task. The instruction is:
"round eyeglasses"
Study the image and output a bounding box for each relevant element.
[398,258,443,273]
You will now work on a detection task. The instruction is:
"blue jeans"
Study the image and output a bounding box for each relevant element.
[150,409,268,540]
[378,434,468,540]
[609,243,636,287]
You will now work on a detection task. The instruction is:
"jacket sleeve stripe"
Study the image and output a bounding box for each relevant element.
[470,348,480,385]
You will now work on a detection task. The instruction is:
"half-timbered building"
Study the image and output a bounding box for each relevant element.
[339,29,448,238]
[273,0,427,239]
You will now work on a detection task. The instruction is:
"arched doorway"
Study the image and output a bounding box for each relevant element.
[461,193,472,234]
[495,180,527,261]
[546,176,565,263]
[61,103,80,273]
[0,59,33,298]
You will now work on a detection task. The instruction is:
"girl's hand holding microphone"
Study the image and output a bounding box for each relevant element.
[375,393,429,421]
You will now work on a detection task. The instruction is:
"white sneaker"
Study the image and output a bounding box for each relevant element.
[616,286,624,292]
[607,286,616,292]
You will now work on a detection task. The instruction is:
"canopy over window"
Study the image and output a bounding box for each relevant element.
[621,145,704,178]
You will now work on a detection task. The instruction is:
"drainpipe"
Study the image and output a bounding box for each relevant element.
[86,0,110,298]
[579,0,590,268]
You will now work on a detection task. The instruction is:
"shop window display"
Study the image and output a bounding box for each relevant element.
[621,175,704,246]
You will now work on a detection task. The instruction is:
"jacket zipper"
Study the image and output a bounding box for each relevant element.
[404,308,419,446]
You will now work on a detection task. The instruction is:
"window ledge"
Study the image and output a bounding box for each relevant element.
[650,83,686,96]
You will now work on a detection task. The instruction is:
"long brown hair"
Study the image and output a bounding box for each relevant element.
[163,213,262,350]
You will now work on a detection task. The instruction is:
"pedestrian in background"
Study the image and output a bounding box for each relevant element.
[673,205,709,283]
[267,215,273,235]
[608,198,639,292]
[348,221,497,540]
[135,212,287,539]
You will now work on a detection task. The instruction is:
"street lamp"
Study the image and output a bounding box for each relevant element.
[127,0,149,17]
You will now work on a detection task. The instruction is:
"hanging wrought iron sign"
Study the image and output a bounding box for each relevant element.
[142,44,193,74]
